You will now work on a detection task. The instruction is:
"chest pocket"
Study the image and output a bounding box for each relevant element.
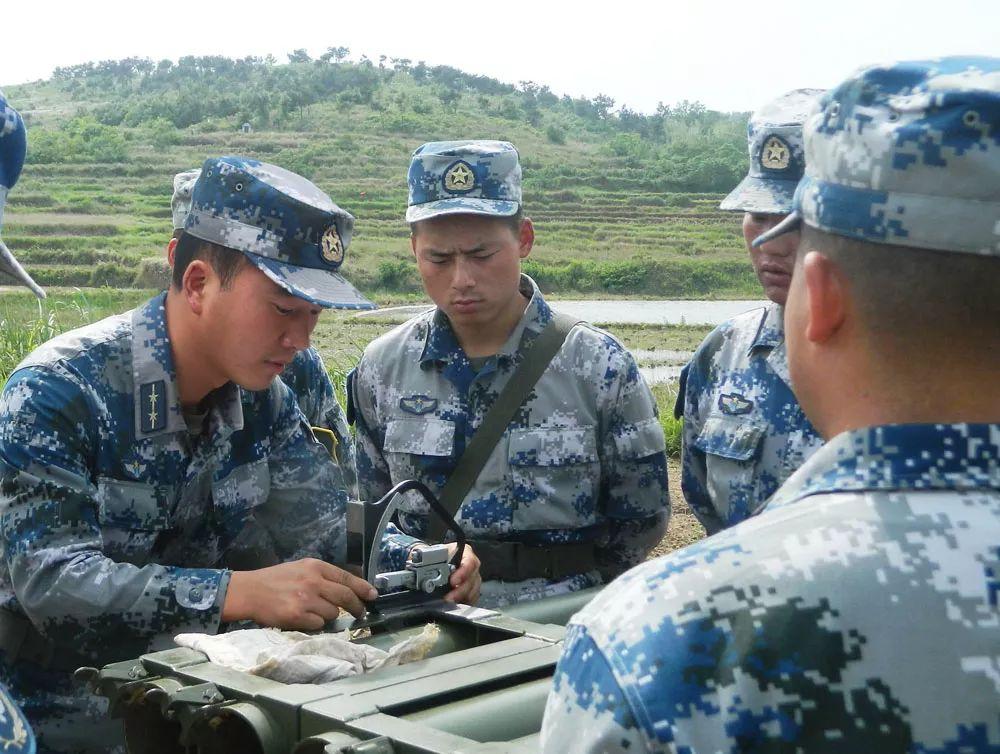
[692,414,766,524]
[508,426,599,530]
[384,418,457,515]
[96,477,172,563]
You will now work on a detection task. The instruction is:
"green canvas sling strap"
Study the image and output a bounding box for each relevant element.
[425,311,582,542]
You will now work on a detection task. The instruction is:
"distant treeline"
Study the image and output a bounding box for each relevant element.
[21,50,750,192]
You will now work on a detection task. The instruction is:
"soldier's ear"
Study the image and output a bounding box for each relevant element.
[166,237,178,267]
[802,251,846,344]
[182,259,212,315]
[518,217,534,260]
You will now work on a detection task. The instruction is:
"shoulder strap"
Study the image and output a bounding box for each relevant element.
[426,312,581,541]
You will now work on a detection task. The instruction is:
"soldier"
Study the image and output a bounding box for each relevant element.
[0,156,480,752]
[170,169,358,496]
[0,88,43,754]
[350,141,669,609]
[542,57,1000,752]
[677,89,825,534]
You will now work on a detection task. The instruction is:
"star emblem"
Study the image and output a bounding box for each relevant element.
[443,162,475,193]
[321,226,344,266]
[760,136,791,170]
[148,384,159,428]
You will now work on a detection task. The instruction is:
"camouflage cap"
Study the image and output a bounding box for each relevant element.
[406,140,521,223]
[0,90,45,299]
[185,156,373,309]
[754,57,1000,256]
[171,168,200,231]
[720,89,824,214]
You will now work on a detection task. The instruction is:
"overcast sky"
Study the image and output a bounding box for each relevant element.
[4,0,997,113]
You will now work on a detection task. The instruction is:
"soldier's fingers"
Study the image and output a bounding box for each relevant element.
[318,580,367,619]
[317,561,378,601]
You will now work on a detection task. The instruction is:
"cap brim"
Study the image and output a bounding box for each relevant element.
[720,176,800,214]
[0,239,45,299]
[247,253,375,310]
[751,211,802,248]
[405,197,519,223]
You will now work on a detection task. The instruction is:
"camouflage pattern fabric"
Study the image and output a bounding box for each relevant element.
[542,422,1000,752]
[754,56,1000,255]
[0,294,396,751]
[405,140,521,222]
[282,347,357,498]
[677,303,823,533]
[185,156,373,309]
[350,275,670,608]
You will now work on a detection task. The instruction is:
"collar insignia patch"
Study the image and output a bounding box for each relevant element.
[140,380,167,433]
[399,395,439,415]
[719,392,755,416]
[443,161,476,193]
[760,135,791,170]
[321,226,344,266]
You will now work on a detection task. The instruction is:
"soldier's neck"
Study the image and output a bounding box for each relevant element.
[450,292,530,359]
[164,290,228,409]
[807,353,1000,439]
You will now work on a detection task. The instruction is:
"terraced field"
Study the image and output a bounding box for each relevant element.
[3,93,751,298]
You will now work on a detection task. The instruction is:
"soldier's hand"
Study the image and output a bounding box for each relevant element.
[444,543,482,605]
[223,559,378,629]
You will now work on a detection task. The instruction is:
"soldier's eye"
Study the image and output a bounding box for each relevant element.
[274,304,293,316]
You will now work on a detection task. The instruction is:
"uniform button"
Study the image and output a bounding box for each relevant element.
[189,587,203,602]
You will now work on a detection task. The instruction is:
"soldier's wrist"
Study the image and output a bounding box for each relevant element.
[221,570,253,622]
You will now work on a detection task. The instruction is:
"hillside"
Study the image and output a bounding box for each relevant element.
[2,53,754,299]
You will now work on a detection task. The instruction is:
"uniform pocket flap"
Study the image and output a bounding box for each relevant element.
[693,415,765,461]
[614,417,667,459]
[508,426,598,467]
[385,417,456,457]
[96,477,170,530]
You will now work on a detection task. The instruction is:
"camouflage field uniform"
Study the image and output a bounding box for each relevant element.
[543,423,1000,752]
[0,157,386,752]
[679,90,823,534]
[544,56,1000,753]
[351,275,670,608]
[678,303,822,533]
[0,294,358,749]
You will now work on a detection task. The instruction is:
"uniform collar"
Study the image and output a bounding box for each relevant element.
[419,274,552,365]
[749,301,784,353]
[768,422,1000,509]
[131,293,244,439]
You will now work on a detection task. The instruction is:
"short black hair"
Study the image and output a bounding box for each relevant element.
[171,233,248,290]
[409,208,524,238]
[800,225,1000,351]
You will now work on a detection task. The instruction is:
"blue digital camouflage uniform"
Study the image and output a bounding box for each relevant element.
[679,90,824,534]
[678,303,823,533]
[352,275,670,608]
[543,423,1000,752]
[0,157,391,752]
[0,294,353,750]
[544,57,1000,753]
[353,140,669,607]
[0,87,42,754]
[172,168,357,495]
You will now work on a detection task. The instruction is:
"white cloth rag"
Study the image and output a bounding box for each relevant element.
[175,623,440,684]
